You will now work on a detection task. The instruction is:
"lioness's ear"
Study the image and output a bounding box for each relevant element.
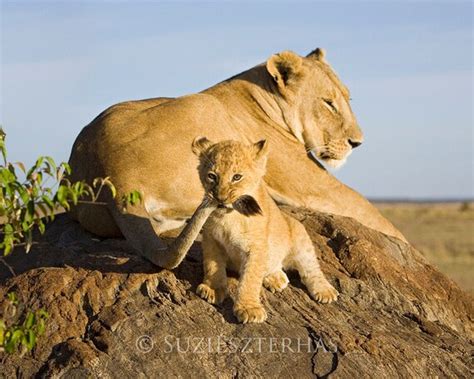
[306,47,327,62]
[252,139,269,161]
[192,136,213,156]
[266,51,303,90]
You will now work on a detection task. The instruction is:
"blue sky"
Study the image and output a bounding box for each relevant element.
[1,1,473,199]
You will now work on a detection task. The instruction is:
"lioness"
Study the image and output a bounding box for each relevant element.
[69,48,405,269]
[192,137,338,323]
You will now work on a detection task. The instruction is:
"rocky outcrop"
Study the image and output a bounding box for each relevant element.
[0,207,472,378]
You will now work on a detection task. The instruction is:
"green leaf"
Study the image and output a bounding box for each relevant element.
[26,157,44,178]
[4,337,16,353]
[41,195,55,211]
[36,309,49,336]
[4,223,14,235]
[92,177,101,188]
[7,163,16,176]
[14,162,26,173]
[37,309,49,319]
[37,319,45,335]
[0,168,15,184]
[7,292,18,304]
[0,130,6,164]
[73,181,83,193]
[24,312,35,329]
[17,186,30,204]
[4,240,13,255]
[3,224,17,256]
[60,162,71,176]
[102,178,117,198]
[34,171,43,185]
[44,157,57,175]
[0,321,5,347]
[34,157,45,170]
[121,190,142,211]
[38,220,46,234]
[25,330,36,351]
[56,186,67,206]
[132,190,142,204]
[69,187,78,205]
[10,329,23,347]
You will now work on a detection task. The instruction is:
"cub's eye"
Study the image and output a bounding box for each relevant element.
[232,174,242,182]
[323,99,338,113]
[207,172,217,181]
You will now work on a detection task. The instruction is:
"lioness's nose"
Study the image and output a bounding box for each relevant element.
[348,139,362,149]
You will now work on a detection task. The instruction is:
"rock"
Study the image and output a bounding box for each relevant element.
[0,208,472,378]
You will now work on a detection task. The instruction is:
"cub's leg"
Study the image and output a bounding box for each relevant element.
[197,234,228,305]
[234,243,268,323]
[263,270,289,293]
[287,223,338,304]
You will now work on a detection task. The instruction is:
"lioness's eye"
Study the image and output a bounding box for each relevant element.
[232,174,242,182]
[323,99,337,113]
[208,172,217,181]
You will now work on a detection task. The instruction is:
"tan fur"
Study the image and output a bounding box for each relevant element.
[193,138,338,323]
[68,48,406,269]
[140,196,217,269]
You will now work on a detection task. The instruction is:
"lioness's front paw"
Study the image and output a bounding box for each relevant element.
[310,282,339,304]
[233,303,267,324]
[263,271,289,293]
[196,283,227,304]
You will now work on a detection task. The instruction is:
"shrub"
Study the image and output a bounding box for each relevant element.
[0,127,141,256]
[0,127,141,354]
[0,292,48,355]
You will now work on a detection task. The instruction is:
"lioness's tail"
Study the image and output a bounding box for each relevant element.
[141,198,216,269]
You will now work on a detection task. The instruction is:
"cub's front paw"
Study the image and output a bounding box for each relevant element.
[310,282,339,304]
[263,271,289,293]
[233,303,267,324]
[196,283,227,304]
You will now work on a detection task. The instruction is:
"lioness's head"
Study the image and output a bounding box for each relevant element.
[266,48,363,168]
[192,137,268,215]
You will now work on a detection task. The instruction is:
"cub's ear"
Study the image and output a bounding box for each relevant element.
[251,139,269,161]
[306,47,327,62]
[266,51,303,90]
[192,136,214,156]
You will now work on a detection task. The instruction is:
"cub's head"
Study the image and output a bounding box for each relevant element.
[192,137,268,215]
[265,48,363,168]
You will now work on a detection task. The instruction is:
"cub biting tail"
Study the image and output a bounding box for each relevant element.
[192,137,338,324]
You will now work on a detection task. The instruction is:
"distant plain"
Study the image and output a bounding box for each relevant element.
[375,202,474,294]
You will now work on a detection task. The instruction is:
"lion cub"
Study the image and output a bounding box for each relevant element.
[192,137,338,323]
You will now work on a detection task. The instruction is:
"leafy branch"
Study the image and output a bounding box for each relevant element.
[0,127,142,355]
[0,292,48,355]
[0,127,141,255]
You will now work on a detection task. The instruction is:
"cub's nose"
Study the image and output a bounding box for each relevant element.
[213,192,229,205]
[348,139,362,149]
